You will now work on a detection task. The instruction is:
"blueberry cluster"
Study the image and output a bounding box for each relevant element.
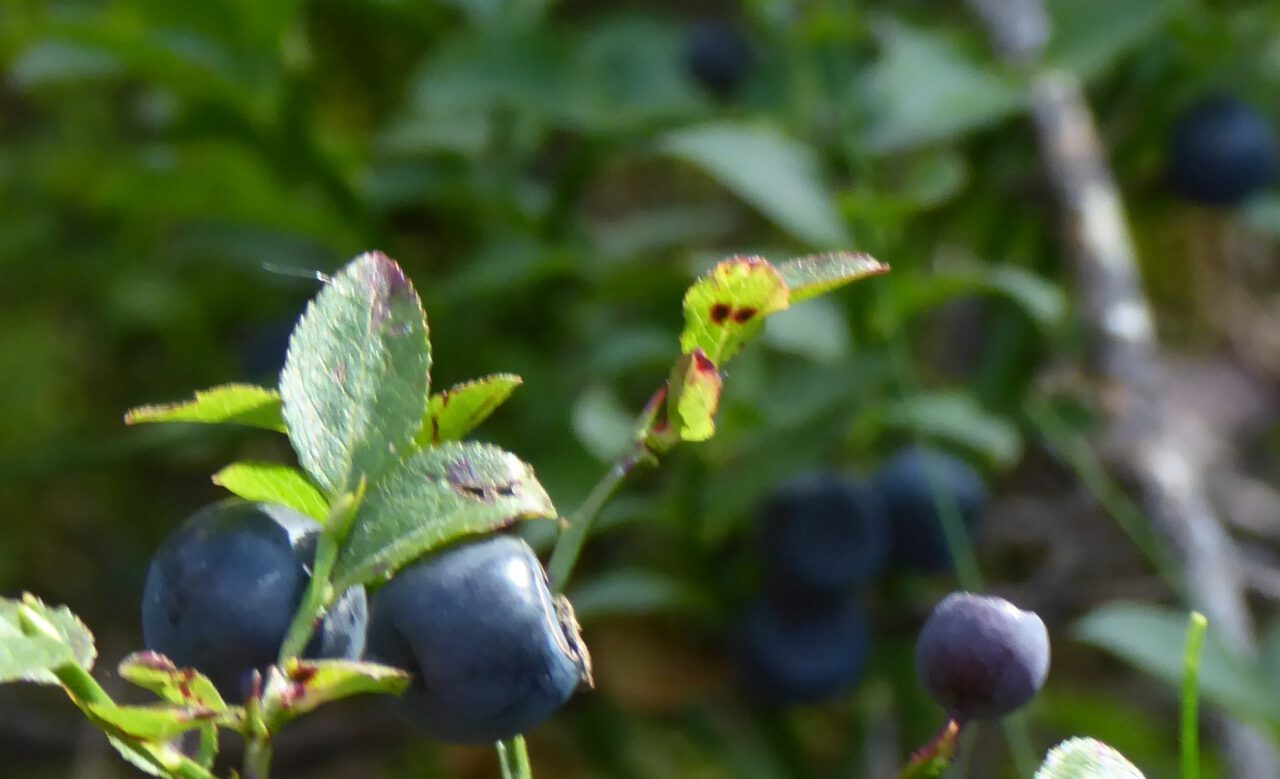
[142,502,590,742]
[1169,94,1278,206]
[732,446,988,706]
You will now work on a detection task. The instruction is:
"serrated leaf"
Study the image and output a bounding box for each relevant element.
[666,350,723,443]
[87,702,221,742]
[1034,738,1146,779]
[333,442,556,589]
[0,596,96,683]
[124,384,285,432]
[211,462,329,522]
[280,251,432,496]
[261,658,410,728]
[776,252,889,303]
[1076,603,1280,725]
[416,373,523,446]
[680,257,790,365]
[118,652,227,711]
[660,123,849,247]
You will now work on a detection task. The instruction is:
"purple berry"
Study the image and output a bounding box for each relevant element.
[915,592,1049,721]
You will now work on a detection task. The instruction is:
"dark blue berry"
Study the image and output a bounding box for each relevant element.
[915,592,1049,721]
[686,21,754,98]
[758,472,889,595]
[874,447,986,572]
[365,535,591,743]
[141,500,368,700]
[1169,95,1278,206]
[733,598,871,706]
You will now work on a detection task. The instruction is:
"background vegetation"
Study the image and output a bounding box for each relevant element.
[1,0,1279,777]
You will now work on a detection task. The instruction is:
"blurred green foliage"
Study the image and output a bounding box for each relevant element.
[1,0,1278,777]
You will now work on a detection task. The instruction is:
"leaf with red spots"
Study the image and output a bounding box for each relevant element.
[124,384,285,432]
[776,252,889,303]
[666,349,722,443]
[118,652,227,711]
[416,373,523,446]
[332,441,556,589]
[260,658,409,730]
[898,720,960,779]
[280,251,432,496]
[680,256,790,364]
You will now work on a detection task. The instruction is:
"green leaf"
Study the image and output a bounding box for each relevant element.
[764,298,851,364]
[1045,0,1185,80]
[333,442,556,589]
[211,462,329,522]
[864,22,1024,153]
[280,251,432,496]
[118,652,226,711]
[0,596,96,683]
[680,257,790,365]
[1076,603,1280,725]
[776,252,889,303]
[261,658,410,728]
[874,264,1066,333]
[572,384,638,463]
[416,373,523,446]
[567,568,713,623]
[124,384,285,432]
[866,390,1023,468]
[1034,738,1146,779]
[665,349,723,443]
[660,123,849,248]
[87,702,220,742]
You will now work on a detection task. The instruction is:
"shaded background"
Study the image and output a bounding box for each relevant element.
[2,0,1280,776]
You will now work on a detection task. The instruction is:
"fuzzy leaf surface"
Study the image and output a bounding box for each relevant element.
[416,373,523,446]
[280,251,432,495]
[333,441,556,588]
[1034,738,1146,779]
[680,257,790,365]
[124,384,285,432]
[211,462,329,522]
[776,252,888,303]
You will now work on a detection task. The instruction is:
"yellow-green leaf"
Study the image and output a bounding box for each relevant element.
[417,373,523,446]
[211,462,329,522]
[124,384,285,432]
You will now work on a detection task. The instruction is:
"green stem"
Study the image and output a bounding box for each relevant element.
[547,446,647,590]
[245,737,273,779]
[497,735,533,779]
[1182,611,1208,779]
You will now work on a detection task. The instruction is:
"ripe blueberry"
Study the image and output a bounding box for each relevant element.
[732,598,871,706]
[915,592,1049,721]
[365,535,591,744]
[873,447,986,572]
[141,500,368,700]
[685,21,754,98]
[1169,95,1278,206]
[758,472,889,595]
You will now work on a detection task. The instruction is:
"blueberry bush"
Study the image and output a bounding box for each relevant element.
[2,0,1280,778]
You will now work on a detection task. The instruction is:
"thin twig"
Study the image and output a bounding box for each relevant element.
[965,3,1280,776]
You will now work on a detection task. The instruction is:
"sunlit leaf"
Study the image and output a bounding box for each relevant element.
[211,462,329,522]
[680,257,790,365]
[124,384,285,432]
[417,373,523,446]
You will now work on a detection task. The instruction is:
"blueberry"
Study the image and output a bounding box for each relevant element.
[141,500,368,700]
[874,447,986,572]
[365,535,591,744]
[685,21,754,98]
[1169,95,1278,206]
[732,598,871,706]
[758,473,889,595]
[915,592,1049,721]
